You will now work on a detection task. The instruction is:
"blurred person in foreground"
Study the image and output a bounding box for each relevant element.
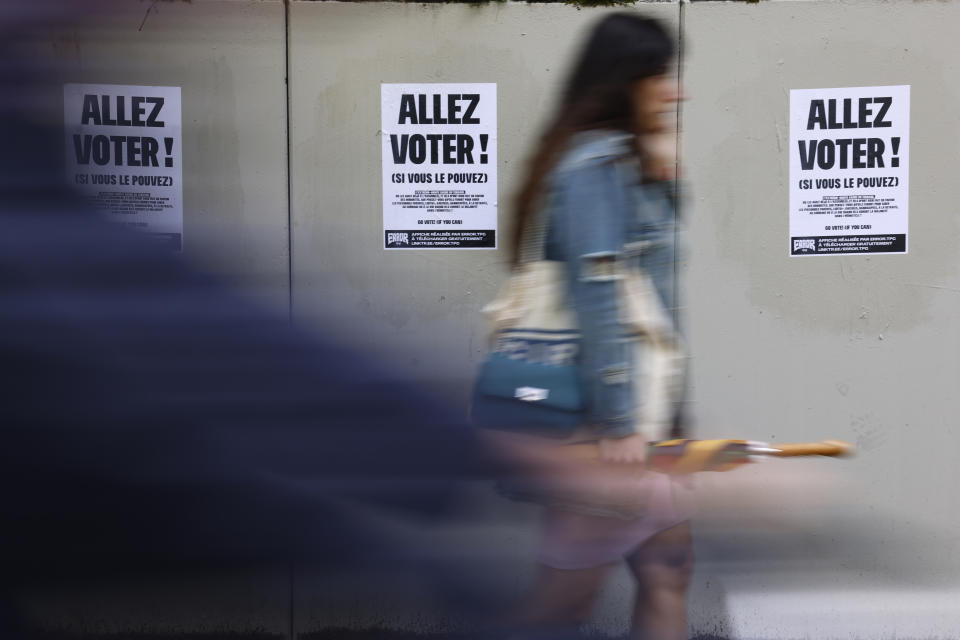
[482,14,693,640]
[0,14,485,638]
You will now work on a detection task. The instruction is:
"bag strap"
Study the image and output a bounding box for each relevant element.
[517,196,549,266]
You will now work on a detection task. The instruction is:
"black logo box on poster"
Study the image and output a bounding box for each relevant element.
[791,234,906,255]
[385,230,495,249]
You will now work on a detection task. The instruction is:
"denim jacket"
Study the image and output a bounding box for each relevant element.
[542,131,684,440]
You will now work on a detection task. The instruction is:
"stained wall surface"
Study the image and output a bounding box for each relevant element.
[681,2,960,637]
[19,0,291,308]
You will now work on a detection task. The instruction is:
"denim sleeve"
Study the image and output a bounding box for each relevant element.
[554,159,636,438]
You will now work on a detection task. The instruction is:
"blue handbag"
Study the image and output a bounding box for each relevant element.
[471,328,585,437]
[470,232,587,437]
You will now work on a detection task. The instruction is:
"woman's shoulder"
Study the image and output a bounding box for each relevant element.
[554,130,634,174]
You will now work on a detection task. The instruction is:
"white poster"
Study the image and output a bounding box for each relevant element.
[789,85,909,256]
[64,83,183,250]
[381,83,497,249]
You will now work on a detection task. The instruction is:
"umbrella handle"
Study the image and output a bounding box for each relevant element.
[563,439,855,461]
[767,439,854,458]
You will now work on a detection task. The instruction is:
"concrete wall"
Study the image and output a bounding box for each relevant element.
[287,2,678,393]
[15,1,960,638]
[682,2,960,637]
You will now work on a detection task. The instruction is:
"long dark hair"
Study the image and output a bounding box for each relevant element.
[510,13,675,264]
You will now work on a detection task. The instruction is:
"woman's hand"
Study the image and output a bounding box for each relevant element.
[597,432,649,465]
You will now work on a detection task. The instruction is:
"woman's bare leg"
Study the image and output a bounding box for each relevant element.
[626,521,694,640]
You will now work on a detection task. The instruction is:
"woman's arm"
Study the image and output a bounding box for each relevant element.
[557,157,644,458]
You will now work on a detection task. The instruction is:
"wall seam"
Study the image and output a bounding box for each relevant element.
[676,0,685,331]
[289,562,296,640]
[283,3,297,640]
[284,0,295,323]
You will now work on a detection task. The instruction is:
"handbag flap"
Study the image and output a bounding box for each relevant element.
[476,353,583,412]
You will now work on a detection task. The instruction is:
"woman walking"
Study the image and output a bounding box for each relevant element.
[501,14,693,640]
